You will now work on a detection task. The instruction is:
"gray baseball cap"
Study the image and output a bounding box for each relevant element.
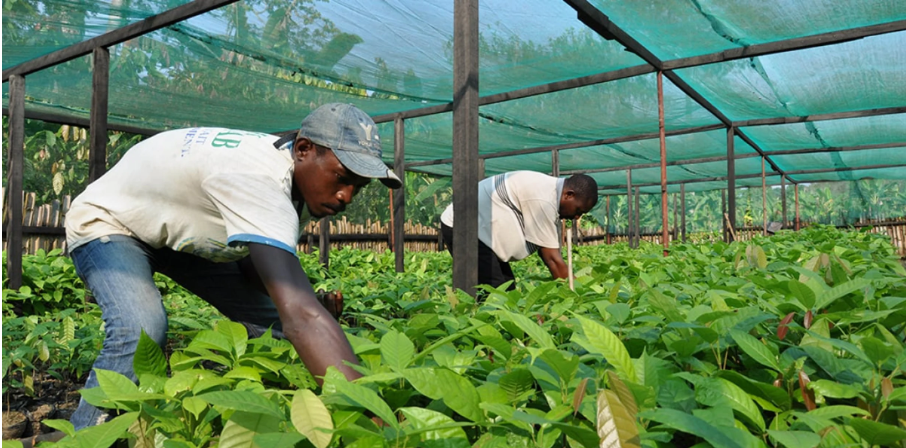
[298,103,401,189]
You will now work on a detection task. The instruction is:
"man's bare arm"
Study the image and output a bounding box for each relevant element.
[247,243,360,384]
[538,247,569,280]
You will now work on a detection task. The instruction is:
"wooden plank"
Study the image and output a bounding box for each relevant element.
[392,116,405,272]
[551,149,560,177]
[2,107,159,136]
[736,106,906,127]
[451,0,480,294]
[781,175,788,228]
[319,217,330,268]
[90,47,109,183]
[680,183,686,242]
[658,71,668,252]
[2,0,242,81]
[626,170,633,248]
[7,75,25,289]
[726,127,737,241]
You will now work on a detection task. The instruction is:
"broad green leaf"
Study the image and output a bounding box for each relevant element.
[133,330,167,379]
[787,280,816,310]
[188,330,232,354]
[331,373,399,429]
[215,320,248,358]
[253,433,305,448]
[860,336,894,366]
[95,368,140,400]
[433,368,484,422]
[380,330,415,372]
[640,408,746,448]
[574,316,636,381]
[398,407,471,448]
[767,430,821,448]
[597,389,641,448]
[806,405,870,419]
[730,330,781,372]
[219,411,282,448]
[42,419,75,437]
[808,380,862,399]
[74,411,139,448]
[814,278,872,310]
[848,417,906,446]
[715,370,791,411]
[746,245,767,269]
[606,303,631,324]
[695,377,765,432]
[497,367,535,403]
[292,390,334,448]
[802,330,873,366]
[646,289,684,323]
[498,310,555,349]
[181,396,207,420]
[197,390,284,418]
[224,366,262,382]
[538,349,579,386]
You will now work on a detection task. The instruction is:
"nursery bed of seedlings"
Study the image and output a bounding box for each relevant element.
[3,225,905,448]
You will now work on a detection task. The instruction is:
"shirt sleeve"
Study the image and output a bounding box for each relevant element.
[521,199,561,249]
[202,172,299,256]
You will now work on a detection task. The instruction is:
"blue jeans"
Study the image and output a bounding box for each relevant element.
[69,235,283,429]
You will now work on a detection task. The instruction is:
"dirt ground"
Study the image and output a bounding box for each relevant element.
[2,371,83,440]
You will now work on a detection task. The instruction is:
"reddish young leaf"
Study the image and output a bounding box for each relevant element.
[804,310,813,329]
[572,377,589,417]
[777,312,796,340]
[798,370,816,411]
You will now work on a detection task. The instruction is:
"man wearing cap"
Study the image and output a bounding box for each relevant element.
[440,171,598,291]
[63,103,400,429]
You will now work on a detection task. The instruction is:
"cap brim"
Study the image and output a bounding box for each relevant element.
[333,148,402,189]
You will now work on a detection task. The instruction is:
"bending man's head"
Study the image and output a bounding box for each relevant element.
[559,174,599,220]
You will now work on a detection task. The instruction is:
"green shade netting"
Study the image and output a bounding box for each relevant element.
[588,0,906,60]
[3,0,906,196]
[675,32,906,121]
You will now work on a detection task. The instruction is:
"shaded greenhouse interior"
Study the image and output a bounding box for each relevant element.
[3,0,906,292]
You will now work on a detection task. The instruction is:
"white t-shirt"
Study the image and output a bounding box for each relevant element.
[440,171,563,262]
[65,127,305,262]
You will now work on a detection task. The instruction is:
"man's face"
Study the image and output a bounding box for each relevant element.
[559,191,594,220]
[292,138,371,218]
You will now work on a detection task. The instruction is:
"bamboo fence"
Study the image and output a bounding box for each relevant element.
[4,190,905,257]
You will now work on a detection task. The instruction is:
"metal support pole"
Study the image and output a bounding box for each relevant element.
[6,75,26,289]
[392,116,405,272]
[726,127,736,241]
[319,217,330,268]
[658,71,668,253]
[452,0,479,294]
[781,175,788,228]
[89,47,109,183]
[680,184,687,242]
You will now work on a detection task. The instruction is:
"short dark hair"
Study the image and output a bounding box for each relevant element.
[565,174,599,206]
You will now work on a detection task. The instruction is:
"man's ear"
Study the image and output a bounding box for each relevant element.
[293,137,315,161]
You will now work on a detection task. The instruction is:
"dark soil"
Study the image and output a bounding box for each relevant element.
[2,371,83,440]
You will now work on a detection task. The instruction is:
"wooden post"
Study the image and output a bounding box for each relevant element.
[680,184,687,242]
[762,156,767,236]
[551,149,560,177]
[726,127,736,241]
[452,0,479,295]
[319,217,330,268]
[722,189,727,243]
[605,195,611,244]
[6,75,26,289]
[780,175,788,228]
[89,47,109,183]
[634,186,641,248]
[795,184,801,231]
[392,115,405,272]
[658,71,669,253]
[672,192,678,242]
[626,170,633,247]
